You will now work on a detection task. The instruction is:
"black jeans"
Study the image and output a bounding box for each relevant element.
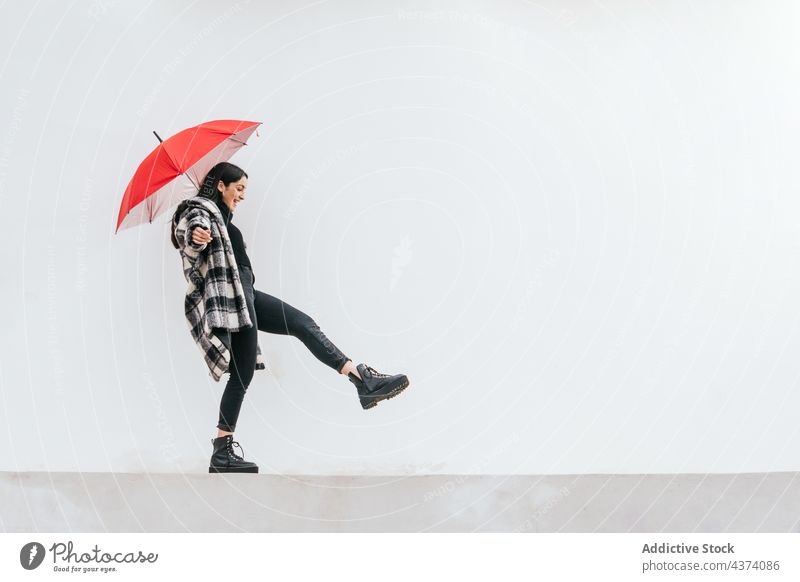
[217,265,350,432]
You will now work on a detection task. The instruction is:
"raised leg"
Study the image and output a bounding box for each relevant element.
[252,289,351,373]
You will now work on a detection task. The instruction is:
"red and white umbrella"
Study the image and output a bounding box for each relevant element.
[115,119,261,233]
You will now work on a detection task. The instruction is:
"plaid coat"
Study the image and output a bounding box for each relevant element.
[172,195,266,382]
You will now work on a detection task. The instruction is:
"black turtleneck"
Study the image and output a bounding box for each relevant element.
[215,197,253,274]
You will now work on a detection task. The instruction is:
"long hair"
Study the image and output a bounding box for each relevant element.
[170,161,249,249]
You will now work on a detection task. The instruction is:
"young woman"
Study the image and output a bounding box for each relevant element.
[171,162,410,474]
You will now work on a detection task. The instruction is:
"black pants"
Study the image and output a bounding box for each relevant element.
[217,265,350,432]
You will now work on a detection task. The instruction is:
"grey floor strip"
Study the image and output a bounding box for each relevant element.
[2,472,798,532]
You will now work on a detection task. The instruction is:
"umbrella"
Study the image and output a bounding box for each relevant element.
[115,119,261,233]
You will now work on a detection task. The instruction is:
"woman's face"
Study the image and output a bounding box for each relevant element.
[218,176,247,211]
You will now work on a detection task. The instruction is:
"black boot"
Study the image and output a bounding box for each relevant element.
[348,363,409,410]
[208,434,259,473]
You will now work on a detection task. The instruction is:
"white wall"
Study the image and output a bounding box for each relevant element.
[1,0,799,475]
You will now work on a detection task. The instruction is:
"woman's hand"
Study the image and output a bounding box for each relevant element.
[192,227,212,245]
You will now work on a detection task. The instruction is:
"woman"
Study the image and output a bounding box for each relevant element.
[171,162,410,474]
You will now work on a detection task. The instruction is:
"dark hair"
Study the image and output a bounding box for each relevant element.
[169,161,248,249]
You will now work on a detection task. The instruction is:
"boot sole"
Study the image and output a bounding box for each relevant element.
[361,377,410,410]
[208,466,259,474]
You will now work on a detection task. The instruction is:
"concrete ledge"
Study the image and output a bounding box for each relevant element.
[2,472,798,532]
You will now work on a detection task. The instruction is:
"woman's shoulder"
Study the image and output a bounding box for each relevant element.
[172,198,210,232]
[187,195,221,216]
[178,196,211,216]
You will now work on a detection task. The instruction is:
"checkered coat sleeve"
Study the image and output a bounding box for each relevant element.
[172,195,267,382]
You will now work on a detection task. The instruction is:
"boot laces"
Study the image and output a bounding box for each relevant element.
[365,364,390,378]
[227,439,245,461]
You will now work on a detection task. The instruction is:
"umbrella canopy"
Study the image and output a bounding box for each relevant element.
[115,119,261,233]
